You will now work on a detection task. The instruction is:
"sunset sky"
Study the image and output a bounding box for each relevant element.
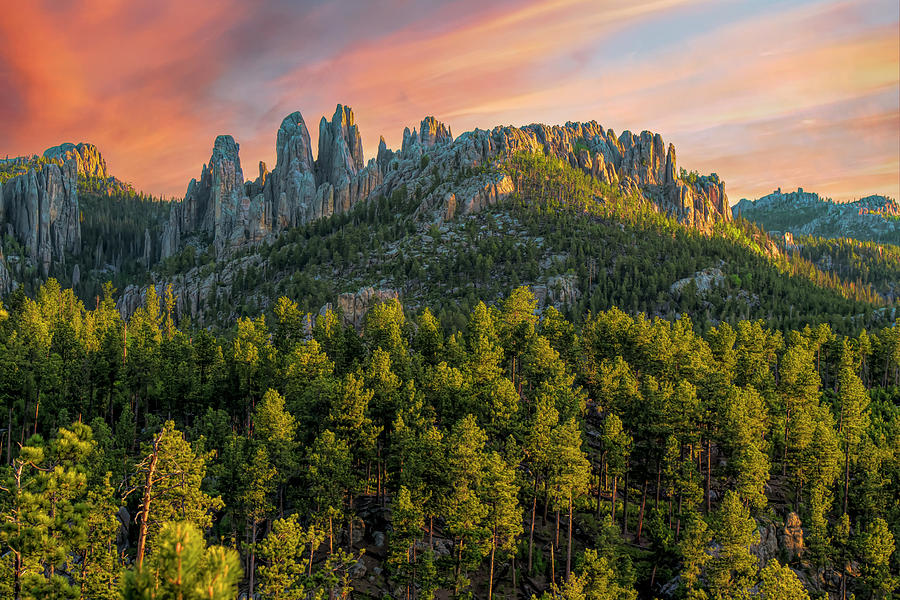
[1,0,898,203]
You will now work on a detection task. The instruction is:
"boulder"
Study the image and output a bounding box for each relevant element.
[334,287,400,329]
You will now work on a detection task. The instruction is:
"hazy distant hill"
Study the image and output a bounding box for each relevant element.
[732,187,899,245]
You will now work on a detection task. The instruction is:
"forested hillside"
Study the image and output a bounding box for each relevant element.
[148,152,898,335]
[0,280,897,599]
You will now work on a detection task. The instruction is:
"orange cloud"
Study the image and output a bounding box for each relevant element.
[0,0,896,204]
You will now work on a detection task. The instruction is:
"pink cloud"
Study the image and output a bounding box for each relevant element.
[0,0,896,203]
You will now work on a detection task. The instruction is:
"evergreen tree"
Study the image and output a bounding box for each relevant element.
[754,559,811,600]
[121,521,241,600]
[706,491,759,599]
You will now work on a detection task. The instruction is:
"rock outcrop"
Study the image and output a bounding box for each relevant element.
[43,142,108,179]
[162,105,385,259]
[0,158,81,274]
[159,107,731,261]
[42,142,131,193]
[319,287,400,329]
[272,111,319,227]
[314,105,382,215]
[160,135,247,257]
[781,512,805,561]
[375,118,730,229]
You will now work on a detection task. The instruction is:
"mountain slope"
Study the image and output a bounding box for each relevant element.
[121,151,896,335]
[733,188,899,244]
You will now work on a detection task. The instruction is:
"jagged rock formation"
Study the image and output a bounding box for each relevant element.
[160,107,730,261]
[161,105,384,259]
[733,188,899,244]
[160,135,248,257]
[43,142,108,179]
[381,120,730,230]
[0,158,81,274]
[272,111,318,227]
[43,142,131,193]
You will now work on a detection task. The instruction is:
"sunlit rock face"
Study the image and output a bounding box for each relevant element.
[160,107,730,259]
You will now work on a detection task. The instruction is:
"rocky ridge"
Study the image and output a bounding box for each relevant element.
[733,188,899,244]
[159,105,731,262]
[160,105,384,260]
[0,141,135,284]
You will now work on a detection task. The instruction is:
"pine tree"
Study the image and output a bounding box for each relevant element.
[307,430,353,555]
[548,418,591,580]
[388,486,424,599]
[706,490,759,599]
[858,517,897,599]
[125,421,223,568]
[121,521,241,600]
[755,559,811,600]
[678,512,711,600]
[256,514,327,600]
[254,389,298,515]
[482,451,522,599]
[444,415,489,595]
[532,548,637,600]
[835,356,869,515]
[241,445,277,598]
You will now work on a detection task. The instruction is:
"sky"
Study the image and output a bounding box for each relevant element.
[1,0,897,203]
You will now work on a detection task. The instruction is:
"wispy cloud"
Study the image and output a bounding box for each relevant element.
[0,0,896,202]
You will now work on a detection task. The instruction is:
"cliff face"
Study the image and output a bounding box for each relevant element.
[160,107,730,260]
[0,158,81,275]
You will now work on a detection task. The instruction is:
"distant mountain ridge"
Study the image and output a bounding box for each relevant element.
[733,187,899,244]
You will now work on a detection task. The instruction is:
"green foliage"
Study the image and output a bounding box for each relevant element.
[121,521,241,600]
[0,280,896,599]
[755,559,811,600]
